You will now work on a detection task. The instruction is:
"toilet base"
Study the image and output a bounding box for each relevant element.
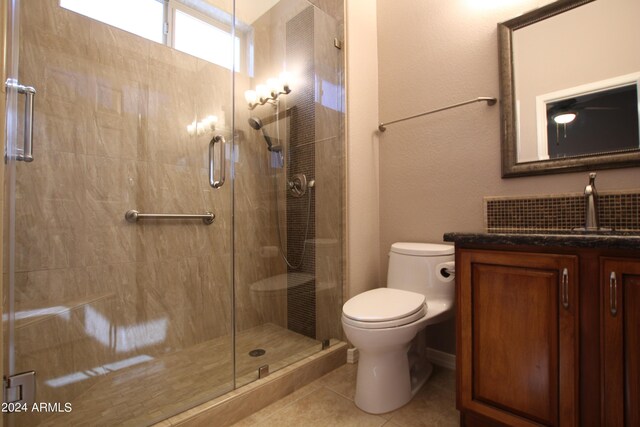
[354,350,433,415]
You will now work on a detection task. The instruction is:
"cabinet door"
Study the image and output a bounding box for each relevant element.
[601,258,640,427]
[458,250,578,427]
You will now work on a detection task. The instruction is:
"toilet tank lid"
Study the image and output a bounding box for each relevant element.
[390,242,454,256]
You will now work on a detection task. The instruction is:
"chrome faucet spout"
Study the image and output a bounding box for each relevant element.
[584,172,599,230]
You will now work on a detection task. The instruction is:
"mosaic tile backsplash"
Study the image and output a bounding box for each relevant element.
[485,191,640,233]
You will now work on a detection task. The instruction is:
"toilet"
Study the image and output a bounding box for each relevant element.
[341,242,455,414]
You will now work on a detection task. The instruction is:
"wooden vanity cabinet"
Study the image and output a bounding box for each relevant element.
[601,258,640,427]
[457,249,579,427]
[456,246,640,427]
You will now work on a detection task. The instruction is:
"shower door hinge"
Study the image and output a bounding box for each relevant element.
[333,38,343,50]
[163,21,169,35]
[4,371,36,406]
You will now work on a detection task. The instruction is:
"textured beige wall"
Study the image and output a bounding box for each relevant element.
[345,0,380,299]
[376,0,640,354]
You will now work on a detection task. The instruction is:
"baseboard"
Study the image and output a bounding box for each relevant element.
[426,347,456,370]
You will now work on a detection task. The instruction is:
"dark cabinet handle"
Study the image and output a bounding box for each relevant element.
[561,268,569,309]
[609,271,618,317]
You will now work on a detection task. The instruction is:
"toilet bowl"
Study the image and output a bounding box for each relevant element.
[341,242,455,414]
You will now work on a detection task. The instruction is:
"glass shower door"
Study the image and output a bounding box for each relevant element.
[233,0,344,386]
[3,0,235,425]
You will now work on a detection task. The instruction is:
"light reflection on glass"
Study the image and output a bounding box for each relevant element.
[84,306,168,353]
[4,306,71,322]
[45,355,154,388]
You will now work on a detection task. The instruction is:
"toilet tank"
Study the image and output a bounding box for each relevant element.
[387,242,455,300]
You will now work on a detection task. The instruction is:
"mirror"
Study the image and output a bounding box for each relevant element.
[499,0,640,177]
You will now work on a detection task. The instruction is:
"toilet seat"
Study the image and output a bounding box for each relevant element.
[342,288,427,329]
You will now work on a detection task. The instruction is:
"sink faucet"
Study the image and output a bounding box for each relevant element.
[584,172,599,231]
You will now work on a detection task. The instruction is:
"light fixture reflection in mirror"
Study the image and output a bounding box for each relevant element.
[552,112,577,143]
[553,112,577,124]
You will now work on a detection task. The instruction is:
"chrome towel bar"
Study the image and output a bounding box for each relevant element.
[125,210,215,225]
[378,96,497,132]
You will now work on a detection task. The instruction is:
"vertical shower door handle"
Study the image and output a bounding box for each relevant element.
[6,80,36,162]
[209,135,226,189]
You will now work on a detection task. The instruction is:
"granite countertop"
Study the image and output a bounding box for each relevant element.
[443,232,640,250]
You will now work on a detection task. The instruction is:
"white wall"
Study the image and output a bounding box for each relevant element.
[345,0,380,299]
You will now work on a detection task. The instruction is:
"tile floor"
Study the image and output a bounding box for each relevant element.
[232,363,459,427]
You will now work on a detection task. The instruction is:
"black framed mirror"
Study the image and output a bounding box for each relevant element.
[499,0,640,177]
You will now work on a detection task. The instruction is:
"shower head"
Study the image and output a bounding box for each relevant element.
[248,116,263,131]
[248,116,279,151]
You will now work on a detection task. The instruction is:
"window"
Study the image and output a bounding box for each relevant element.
[60,0,243,71]
[173,9,241,71]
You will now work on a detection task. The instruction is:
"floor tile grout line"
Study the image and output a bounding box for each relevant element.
[320,387,389,424]
[322,384,354,402]
[244,383,324,426]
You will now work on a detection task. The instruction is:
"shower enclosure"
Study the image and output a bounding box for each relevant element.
[2,0,344,425]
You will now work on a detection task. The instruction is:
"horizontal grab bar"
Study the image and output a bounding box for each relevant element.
[125,210,215,225]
